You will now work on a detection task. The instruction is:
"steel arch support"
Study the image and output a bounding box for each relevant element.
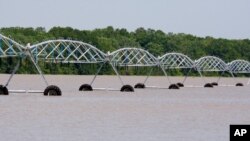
[90,63,105,85]
[4,58,21,87]
[27,49,49,87]
[110,63,125,86]
[159,53,197,86]
[108,48,159,89]
[228,59,250,85]
[30,40,106,64]
[195,56,233,86]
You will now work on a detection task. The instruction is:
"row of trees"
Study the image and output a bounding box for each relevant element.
[0,26,249,75]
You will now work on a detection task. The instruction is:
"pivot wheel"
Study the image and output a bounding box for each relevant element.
[211,82,218,86]
[169,84,179,89]
[121,85,134,92]
[176,82,184,87]
[134,83,145,89]
[79,84,93,91]
[236,83,244,86]
[204,83,213,88]
[44,85,62,96]
[0,85,9,95]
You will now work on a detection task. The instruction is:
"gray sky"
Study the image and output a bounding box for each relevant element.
[0,0,250,39]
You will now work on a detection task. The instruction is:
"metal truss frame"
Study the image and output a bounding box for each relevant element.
[228,59,250,85]
[109,48,158,67]
[0,34,25,58]
[159,53,200,86]
[228,60,250,73]
[195,56,235,86]
[160,53,195,69]
[0,34,49,92]
[30,40,106,64]
[2,33,249,91]
[108,47,159,88]
[195,56,228,72]
[30,40,107,89]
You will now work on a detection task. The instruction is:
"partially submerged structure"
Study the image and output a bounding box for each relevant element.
[0,34,62,96]
[30,40,107,93]
[227,59,250,86]
[159,53,199,88]
[80,47,159,92]
[195,56,233,87]
[1,33,249,95]
[0,34,24,95]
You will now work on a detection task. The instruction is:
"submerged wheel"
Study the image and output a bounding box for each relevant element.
[211,82,218,86]
[204,83,213,88]
[0,85,9,95]
[176,82,184,87]
[236,83,244,86]
[121,85,134,92]
[79,84,93,91]
[169,84,179,89]
[44,85,62,96]
[134,83,145,89]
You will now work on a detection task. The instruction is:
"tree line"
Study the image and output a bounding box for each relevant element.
[0,26,249,76]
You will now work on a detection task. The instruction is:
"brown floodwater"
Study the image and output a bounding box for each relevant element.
[0,74,250,141]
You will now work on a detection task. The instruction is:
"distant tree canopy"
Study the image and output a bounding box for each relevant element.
[0,26,249,75]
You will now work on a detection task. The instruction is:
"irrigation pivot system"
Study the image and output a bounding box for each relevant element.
[159,53,199,88]
[0,34,62,96]
[195,56,236,87]
[0,33,249,95]
[77,47,160,92]
[30,40,106,64]
[109,47,159,91]
[0,34,24,95]
[30,40,107,92]
[228,59,250,86]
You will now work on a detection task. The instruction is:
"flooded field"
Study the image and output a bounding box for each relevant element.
[0,74,250,141]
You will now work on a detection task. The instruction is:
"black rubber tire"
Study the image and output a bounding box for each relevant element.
[211,82,218,86]
[176,82,184,87]
[120,85,134,92]
[79,84,93,91]
[204,83,213,88]
[44,85,62,96]
[236,83,244,86]
[169,84,180,89]
[134,83,145,89]
[0,85,9,95]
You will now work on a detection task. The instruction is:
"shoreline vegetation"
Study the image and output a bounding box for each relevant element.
[0,26,249,76]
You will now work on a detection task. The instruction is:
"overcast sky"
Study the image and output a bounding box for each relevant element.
[0,0,249,39]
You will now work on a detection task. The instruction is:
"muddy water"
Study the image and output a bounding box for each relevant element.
[0,74,250,141]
